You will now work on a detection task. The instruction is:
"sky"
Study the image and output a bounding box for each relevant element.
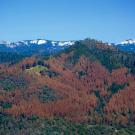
[0,0,135,43]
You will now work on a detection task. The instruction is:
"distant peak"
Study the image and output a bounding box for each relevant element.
[0,39,75,48]
[0,40,11,45]
[120,39,135,45]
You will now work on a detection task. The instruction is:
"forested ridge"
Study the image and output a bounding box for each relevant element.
[0,39,135,134]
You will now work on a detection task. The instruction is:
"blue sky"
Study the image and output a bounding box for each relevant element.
[0,0,135,43]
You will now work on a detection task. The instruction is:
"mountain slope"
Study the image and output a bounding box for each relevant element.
[61,39,135,73]
[0,52,27,64]
[0,39,135,134]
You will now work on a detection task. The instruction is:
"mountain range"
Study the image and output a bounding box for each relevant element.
[0,39,135,56]
[0,38,135,135]
[0,39,75,55]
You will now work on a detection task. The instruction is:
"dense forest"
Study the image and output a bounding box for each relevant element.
[0,52,27,64]
[0,39,135,134]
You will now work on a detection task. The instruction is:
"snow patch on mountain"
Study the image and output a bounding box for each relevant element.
[30,39,47,45]
[51,41,57,46]
[58,41,74,46]
[0,39,75,48]
[118,39,135,45]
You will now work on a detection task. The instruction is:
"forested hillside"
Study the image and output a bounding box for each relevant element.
[0,52,27,64]
[0,39,135,134]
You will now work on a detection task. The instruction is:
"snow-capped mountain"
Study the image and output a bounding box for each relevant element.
[1,39,74,48]
[115,39,135,52]
[1,38,135,55]
[0,39,75,55]
[119,39,135,45]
